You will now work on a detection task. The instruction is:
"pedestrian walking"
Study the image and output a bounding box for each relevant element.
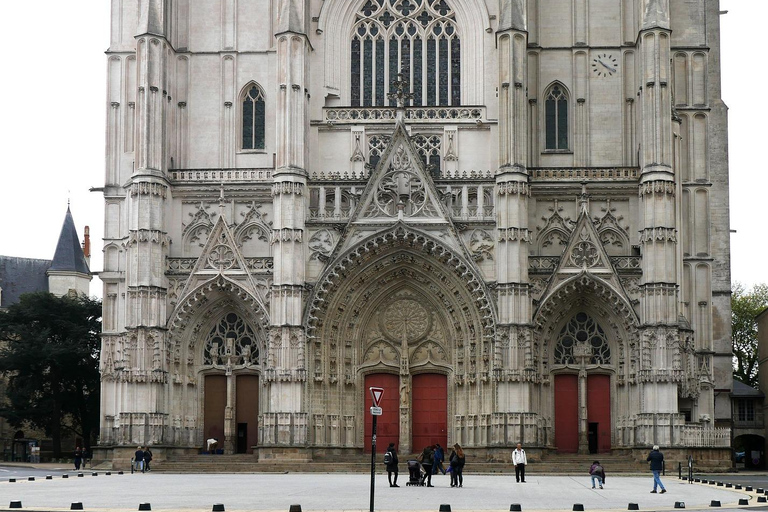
[384,442,399,487]
[418,445,435,487]
[647,445,666,493]
[512,443,527,483]
[589,460,605,489]
[74,446,82,471]
[449,443,465,488]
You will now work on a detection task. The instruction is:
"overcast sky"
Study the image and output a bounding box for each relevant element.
[0,1,764,299]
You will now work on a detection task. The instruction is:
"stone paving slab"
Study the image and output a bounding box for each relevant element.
[0,473,756,512]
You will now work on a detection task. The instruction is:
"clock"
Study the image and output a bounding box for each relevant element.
[592,54,618,77]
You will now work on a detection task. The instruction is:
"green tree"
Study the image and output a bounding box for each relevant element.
[732,282,768,388]
[0,292,101,457]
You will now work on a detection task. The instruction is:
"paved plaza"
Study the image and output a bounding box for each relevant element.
[0,470,761,512]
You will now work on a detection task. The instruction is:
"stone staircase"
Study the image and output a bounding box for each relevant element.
[153,452,651,475]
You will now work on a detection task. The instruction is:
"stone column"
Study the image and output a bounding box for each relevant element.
[495,1,533,419]
[116,0,172,446]
[636,0,680,418]
[266,0,310,450]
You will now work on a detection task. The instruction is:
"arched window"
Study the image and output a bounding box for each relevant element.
[351,0,461,107]
[545,84,569,150]
[203,313,260,367]
[554,312,610,365]
[241,83,265,150]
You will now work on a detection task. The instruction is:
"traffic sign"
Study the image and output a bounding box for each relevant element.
[370,406,382,416]
[369,387,384,408]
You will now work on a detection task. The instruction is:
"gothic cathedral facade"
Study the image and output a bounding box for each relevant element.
[98,0,732,461]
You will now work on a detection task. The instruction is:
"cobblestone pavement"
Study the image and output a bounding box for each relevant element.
[0,472,759,512]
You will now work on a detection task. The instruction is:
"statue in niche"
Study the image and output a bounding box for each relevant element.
[400,380,410,407]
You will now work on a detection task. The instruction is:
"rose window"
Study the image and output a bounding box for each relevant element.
[554,312,611,365]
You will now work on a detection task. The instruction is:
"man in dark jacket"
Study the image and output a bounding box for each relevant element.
[134,446,145,473]
[385,443,399,487]
[647,445,666,493]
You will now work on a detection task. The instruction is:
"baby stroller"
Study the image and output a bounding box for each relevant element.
[406,460,427,486]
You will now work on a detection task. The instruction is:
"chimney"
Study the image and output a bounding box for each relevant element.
[82,226,91,266]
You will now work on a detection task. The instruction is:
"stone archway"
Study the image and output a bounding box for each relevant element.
[534,273,639,454]
[305,225,495,452]
[165,276,268,453]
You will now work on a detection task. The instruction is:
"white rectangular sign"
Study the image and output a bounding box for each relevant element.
[370,406,382,416]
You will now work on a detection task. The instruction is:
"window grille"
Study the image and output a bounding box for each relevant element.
[351,0,461,107]
[554,312,610,365]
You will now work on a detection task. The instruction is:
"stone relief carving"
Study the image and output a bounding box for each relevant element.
[235,201,271,247]
[380,298,431,343]
[569,226,601,268]
[469,229,494,262]
[183,202,217,249]
[362,340,400,365]
[411,340,449,366]
[308,229,336,261]
[536,199,574,255]
[593,199,630,254]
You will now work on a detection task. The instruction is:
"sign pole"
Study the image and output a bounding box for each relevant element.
[370,412,377,512]
[368,387,384,512]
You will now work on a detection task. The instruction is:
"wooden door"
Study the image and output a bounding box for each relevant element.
[554,374,579,453]
[203,375,226,451]
[411,373,447,452]
[364,373,399,453]
[236,375,259,453]
[587,374,611,453]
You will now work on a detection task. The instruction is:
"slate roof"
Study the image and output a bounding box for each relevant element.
[0,256,51,308]
[732,379,765,399]
[49,207,90,275]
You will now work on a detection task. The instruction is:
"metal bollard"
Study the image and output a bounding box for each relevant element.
[628,504,639,511]
[288,506,302,512]
[9,501,22,509]
[138,504,152,511]
[212,505,225,512]
[738,499,749,506]
[710,501,721,507]
[573,505,585,512]
[71,503,84,510]
[510,505,522,512]
[439,506,452,512]
[674,502,685,509]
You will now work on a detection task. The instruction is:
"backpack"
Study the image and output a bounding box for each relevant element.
[383,452,393,465]
[592,464,603,474]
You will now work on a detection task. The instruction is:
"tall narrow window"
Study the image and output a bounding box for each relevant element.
[350,0,461,107]
[242,84,266,150]
[545,84,569,150]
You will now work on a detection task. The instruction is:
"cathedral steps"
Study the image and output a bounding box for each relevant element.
[152,453,651,474]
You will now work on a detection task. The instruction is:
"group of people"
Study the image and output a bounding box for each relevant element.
[384,442,466,488]
[73,446,89,471]
[383,442,668,494]
[132,445,153,473]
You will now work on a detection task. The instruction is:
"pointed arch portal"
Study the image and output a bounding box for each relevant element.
[306,225,495,453]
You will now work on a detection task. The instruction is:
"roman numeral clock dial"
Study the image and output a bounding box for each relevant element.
[592,53,618,77]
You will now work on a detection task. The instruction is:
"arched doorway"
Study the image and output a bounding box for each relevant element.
[306,226,496,453]
[201,312,262,454]
[552,312,613,454]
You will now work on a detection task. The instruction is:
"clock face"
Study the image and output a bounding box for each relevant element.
[592,53,618,77]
